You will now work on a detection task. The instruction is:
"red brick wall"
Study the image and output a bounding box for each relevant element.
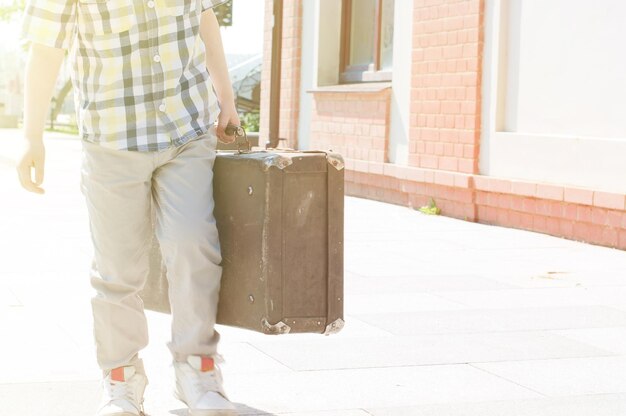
[259,0,273,142]
[310,88,391,164]
[474,179,626,248]
[409,0,483,174]
[279,1,302,149]
[259,0,302,149]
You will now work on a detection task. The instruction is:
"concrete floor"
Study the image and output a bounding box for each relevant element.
[2,129,626,415]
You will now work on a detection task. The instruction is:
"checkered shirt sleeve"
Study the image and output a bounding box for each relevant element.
[202,0,230,12]
[20,0,77,50]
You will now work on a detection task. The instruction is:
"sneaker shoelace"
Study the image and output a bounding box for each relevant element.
[104,379,143,411]
[191,368,221,396]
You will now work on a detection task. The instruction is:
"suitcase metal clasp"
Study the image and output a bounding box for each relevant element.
[261,318,291,334]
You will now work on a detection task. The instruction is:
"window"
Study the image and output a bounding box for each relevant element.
[340,0,395,83]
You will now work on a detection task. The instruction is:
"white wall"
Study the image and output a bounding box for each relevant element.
[481,0,626,193]
[297,0,318,150]
[504,0,626,138]
[388,0,414,165]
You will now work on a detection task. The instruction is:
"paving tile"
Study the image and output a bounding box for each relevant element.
[430,286,626,309]
[354,306,626,336]
[225,364,540,414]
[345,235,468,251]
[233,410,372,416]
[473,249,626,289]
[366,394,626,416]
[0,284,21,306]
[345,292,468,314]
[578,287,626,308]
[249,330,611,371]
[473,272,596,289]
[0,379,279,416]
[413,231,577,251]
[345,274,517,294]
[271,411,372,416]
[562,272,626,287]
[344,230,466,246]
[608,304,626,313]
[552,327,626,354]
[424,248,577,276]
[473,356,626,396]
[344,251,439,277]
[0,381,100,416]
[346,246,563,281]
[0,307,99,384]
[212,343,293,373]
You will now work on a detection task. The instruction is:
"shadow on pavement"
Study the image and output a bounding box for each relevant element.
[167,403,278,415]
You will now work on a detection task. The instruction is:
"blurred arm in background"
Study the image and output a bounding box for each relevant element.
[17,43,65,194]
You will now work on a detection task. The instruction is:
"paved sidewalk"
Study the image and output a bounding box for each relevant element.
[2,128,626,415]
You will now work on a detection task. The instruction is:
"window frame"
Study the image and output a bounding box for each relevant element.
[340,0,393,83]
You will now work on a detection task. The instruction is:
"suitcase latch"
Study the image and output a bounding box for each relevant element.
[261,318,291,334]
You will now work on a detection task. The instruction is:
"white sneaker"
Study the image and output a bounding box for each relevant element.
[96,361,147,416]
[174,354,237,416]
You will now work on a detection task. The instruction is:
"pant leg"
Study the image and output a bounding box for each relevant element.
[151,133,222,362]
[80,140,155,371]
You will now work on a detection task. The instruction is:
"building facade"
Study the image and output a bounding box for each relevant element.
[260,0,626,250]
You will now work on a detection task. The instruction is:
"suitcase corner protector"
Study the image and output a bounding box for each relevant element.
[323,318,345,335]
[261,318,291,334]
[326,153,345,171]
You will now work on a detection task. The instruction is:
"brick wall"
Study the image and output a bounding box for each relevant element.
[310,87,391,164]
[409,0,483,174]
[259,0,302,149]
[474,179,626,248]
[259,0,273,142]
[279,1,302,149]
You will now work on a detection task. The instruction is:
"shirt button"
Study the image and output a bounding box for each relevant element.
[147,0,155,8]
[159,103,166,112]
[153,55,161,63]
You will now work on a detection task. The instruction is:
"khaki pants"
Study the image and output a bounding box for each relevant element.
[80,133,222,371]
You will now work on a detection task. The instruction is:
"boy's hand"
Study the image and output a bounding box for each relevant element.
[215,101,240,144]
[16,138,46,194]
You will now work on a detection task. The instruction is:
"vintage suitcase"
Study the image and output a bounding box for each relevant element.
[142,145,345,335]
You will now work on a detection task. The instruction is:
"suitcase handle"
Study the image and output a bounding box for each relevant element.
[225,123,251,154]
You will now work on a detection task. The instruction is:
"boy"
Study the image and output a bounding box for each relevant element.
[17,1,240,415]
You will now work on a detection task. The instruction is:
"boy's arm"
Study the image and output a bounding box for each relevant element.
[199,9,240,143]
[17,43,65,194]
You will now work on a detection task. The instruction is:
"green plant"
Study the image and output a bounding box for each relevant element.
[0,1,25,22]
[240,111,260,132]
[214,0,233,26]
[418,198,441,215]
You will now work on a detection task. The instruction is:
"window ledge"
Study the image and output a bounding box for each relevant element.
[307,82,392,94]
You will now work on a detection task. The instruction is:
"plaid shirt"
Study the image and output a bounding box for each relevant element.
[21,0,228,151]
